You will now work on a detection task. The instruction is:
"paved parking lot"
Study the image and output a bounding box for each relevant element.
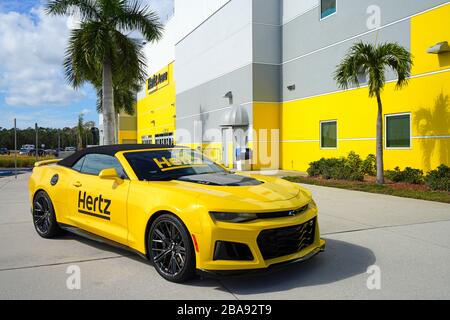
[1,173,450,299]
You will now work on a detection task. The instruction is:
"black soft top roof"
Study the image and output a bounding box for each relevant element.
[58,144,185,168]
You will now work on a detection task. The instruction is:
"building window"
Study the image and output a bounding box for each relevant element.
[321,0,337,19]
[142,136,152,144]
[155,133,174,146]
[386,114,411,149]
[321,120,337,149]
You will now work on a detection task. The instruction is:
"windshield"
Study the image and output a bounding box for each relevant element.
[124,149,227,181]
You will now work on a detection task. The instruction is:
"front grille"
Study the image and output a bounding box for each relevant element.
[257,218,316,260]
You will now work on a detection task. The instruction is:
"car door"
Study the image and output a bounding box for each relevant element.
[67,153,130,245]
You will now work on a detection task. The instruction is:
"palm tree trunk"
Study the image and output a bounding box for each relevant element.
[102,58,116,145]
[115,112,119,143]
[376,91,385,185]
[77,132,82,150]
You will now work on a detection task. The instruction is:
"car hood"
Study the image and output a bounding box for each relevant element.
[176,172,263,186]
[166,173,310,209]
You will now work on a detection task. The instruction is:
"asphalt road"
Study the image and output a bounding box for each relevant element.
[1,173,450,299]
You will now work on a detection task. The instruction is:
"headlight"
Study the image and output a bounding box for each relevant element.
[210,212,258,223]
[210,200,316,223]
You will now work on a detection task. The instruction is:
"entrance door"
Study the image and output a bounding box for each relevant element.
[222,127,232,167]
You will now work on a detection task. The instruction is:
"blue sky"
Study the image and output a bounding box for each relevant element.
[0,0,173,129]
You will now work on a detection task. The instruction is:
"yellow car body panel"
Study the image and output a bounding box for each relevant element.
[29,147,325,272]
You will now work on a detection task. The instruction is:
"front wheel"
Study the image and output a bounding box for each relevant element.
[32,191,62,238]
[148,214,196,283]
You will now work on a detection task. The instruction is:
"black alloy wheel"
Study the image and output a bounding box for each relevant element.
[32,191,61,238]
[149,214,195,282]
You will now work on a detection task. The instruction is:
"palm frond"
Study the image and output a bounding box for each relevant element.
[113,0,163,42]
[335,41,412,98]
[334,41,372,90]
[47,0,163,127]
[376,42,413,90]
[111,30,147,83]
[63,22,105,87]
[46,0,100,20]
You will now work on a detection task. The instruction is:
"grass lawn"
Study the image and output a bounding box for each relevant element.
[284,176,450,204]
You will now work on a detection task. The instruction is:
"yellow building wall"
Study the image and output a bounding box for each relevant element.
[280,4,450,172]
[281,72,450,172]
[137,62,176,143]
[201,142,222,165]
[252,102,281,170]
[117,113,137,144]
[411,3,450,75]
[118,130,138,144]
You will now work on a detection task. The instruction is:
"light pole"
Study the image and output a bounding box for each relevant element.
[14,119,17,179]
[58,131,61,153]
[35,123,38,162]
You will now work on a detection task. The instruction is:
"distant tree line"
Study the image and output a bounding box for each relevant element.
[0,121,96,150]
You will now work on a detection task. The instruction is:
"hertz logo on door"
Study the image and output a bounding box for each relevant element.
[78,191,112,221]
[147,66,169,94]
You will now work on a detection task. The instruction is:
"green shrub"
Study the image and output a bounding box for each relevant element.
[385,167,424,184]
[361,154,376,176]
[346,151,362,171]
[385,167,402,182]
[307,152,364,181]
[307,158,324,177]
[426,165,450,192]
[402,167,425,184]
[0,156,54,168]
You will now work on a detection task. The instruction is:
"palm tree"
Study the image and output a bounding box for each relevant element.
[46,0,163,145]
[77,113,84,150]
[96,79,141,116]
[334,42,413,185]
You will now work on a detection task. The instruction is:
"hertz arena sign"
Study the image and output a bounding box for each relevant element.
[147,66,169,94]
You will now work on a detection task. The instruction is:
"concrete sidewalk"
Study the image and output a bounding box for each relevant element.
[0,173,450,299]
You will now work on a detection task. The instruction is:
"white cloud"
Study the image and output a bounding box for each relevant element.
[144,0,174,23]
[0,1,173,108]
[0,7,85,107]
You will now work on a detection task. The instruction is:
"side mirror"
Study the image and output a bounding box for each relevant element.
[99,168,121,180]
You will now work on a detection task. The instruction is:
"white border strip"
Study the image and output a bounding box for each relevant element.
[281,135,450,144]
[413,135,450,140]
[284,67,450,104]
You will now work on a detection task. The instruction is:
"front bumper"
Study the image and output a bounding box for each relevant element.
[193,207,325,272]
[198,241,325,276]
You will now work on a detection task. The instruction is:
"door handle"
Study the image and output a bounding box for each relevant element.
[73,181,82,188]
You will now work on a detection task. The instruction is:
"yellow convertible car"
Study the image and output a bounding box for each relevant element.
[29,145,325,282]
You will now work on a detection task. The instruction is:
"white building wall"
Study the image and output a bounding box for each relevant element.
[175,0,253,94]
[282,0,319,24]
[138,0,230,99]
[143,18,177,77]
[174,0,230,39]
[141,0,230,77]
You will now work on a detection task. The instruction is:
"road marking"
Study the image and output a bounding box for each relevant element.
[0,255,130,272]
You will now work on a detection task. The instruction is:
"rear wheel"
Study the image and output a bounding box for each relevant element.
[148,214,196,283]
[32,191,62,238]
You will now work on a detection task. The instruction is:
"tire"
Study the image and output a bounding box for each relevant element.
[32,191,62,238]
[148,214,196,283]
